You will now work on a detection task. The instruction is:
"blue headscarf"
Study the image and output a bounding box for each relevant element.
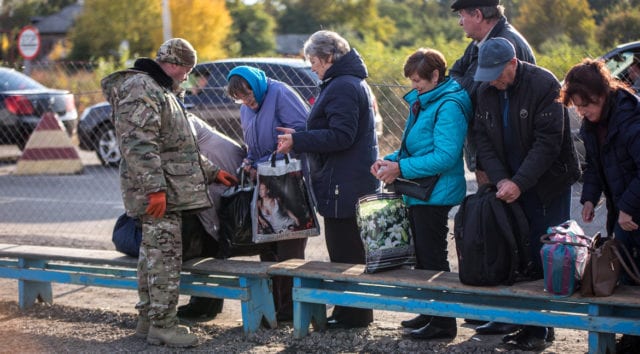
[226,66,268,107]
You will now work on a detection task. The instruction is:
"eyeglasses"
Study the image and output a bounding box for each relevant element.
[233,92,253,104]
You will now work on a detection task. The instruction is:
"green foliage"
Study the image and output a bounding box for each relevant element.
[68,0,161,61]
[377,0,461,49]
[597,5,640,48]
[69,0,231,62]
[228,2,277,56]
[516,0,596,51]
[535,36,602,81]
[274,0,396,44]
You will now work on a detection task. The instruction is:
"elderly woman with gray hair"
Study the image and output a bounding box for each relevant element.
[277,30,380,329]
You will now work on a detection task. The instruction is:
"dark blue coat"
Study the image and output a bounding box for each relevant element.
[580,90,640,234]
[291,49,380,218]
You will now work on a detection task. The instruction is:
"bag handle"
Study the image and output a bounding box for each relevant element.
[540,232,592,247]
[270,151,290,167]
[612,242,640,285]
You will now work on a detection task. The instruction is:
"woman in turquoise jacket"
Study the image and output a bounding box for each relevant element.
[371,48,471,341]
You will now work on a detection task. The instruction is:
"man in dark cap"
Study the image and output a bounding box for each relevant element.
[431,0,537,337]
[473,37,580,351]
[448,0,535,188]
[101,38,238,348]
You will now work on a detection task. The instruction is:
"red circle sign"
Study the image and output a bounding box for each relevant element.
[18,26,41,60]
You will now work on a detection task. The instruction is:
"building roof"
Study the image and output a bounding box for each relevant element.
[34,3,83,34]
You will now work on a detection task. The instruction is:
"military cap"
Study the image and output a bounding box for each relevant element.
[156,38,197,67]
[451,0,499,11]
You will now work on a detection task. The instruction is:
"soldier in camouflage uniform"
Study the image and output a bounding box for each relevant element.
[101,38,238,348]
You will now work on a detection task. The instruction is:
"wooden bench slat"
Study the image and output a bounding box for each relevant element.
[0,243,135,267]
[183,258,273,278]
[0,244,274,278]
[269,259,640,307]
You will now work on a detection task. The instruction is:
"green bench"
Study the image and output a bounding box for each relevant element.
[268,259,640,354]
[0,243,276,334]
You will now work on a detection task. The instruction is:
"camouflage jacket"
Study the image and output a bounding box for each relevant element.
[101,59,218,216]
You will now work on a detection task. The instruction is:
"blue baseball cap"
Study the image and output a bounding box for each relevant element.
[474,37,516,82]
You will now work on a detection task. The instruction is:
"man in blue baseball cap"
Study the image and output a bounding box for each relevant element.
[436,0,537,338]
[474,36,517,83]
[472,37,581,351]
[447,0,535,218]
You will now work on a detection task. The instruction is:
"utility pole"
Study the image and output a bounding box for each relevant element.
[162,0,172,41]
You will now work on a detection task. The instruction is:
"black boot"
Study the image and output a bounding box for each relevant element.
[409,316,457,340]
[475,321,522,335]
[401,314,432,329]
[177,296,224,320]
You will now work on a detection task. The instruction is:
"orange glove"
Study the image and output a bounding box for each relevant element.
[145,191,166,219]
[215,169,239,187]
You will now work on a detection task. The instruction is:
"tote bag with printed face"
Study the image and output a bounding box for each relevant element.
[252,154,320,243]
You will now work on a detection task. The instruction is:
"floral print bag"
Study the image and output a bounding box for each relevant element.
[357,193,415,273]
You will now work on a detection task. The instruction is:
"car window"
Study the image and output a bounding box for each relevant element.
[0,68,46,91]
[605,51,636,78]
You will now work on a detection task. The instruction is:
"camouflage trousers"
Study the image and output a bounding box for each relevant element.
[135,211,183,328]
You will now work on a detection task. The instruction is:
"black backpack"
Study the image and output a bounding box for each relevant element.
[454,184,532,286]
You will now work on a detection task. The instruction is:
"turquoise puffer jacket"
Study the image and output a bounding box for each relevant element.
[385,77,472,207]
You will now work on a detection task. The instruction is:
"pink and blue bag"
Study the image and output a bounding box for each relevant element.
[540,220,592,296]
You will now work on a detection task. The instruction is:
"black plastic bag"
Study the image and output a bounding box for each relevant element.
[218,173,272,258]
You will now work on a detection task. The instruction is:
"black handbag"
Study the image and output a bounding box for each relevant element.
[388,100,441,201]
[391,175,440,201]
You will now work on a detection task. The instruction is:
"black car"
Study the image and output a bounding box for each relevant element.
[79,57,383,166]
[0,67,77,150]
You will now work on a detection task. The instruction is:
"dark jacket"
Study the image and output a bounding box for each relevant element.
[450,16,536,105]
[580,90,640,234]
[474,61,581,205]
[291,48,380,218]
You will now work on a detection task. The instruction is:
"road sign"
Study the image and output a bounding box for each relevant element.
[18,26,41,60]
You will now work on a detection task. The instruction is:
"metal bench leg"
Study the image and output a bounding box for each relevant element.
[18,259,52,309]
[292,277,326,338]
[239,277,276,333]
[587,304,616,354]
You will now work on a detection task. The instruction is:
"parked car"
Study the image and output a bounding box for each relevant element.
[77,101,118,166]
[0,67,77,150]
[79,57,383,166]
[569,41,640,169]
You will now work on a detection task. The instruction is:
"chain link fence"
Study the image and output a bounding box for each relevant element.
[0,60,605,258]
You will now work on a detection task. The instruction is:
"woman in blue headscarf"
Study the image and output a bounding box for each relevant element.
[226,65,309,322]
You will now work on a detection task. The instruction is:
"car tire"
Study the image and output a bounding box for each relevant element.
[95,123,120,167]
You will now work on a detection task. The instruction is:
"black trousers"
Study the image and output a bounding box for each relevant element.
[408,204,456,329]
[324,216,373,326]
[408,205,453,272]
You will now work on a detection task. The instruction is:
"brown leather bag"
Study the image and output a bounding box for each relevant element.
[581,233,621,297]
[581,233,640,297]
